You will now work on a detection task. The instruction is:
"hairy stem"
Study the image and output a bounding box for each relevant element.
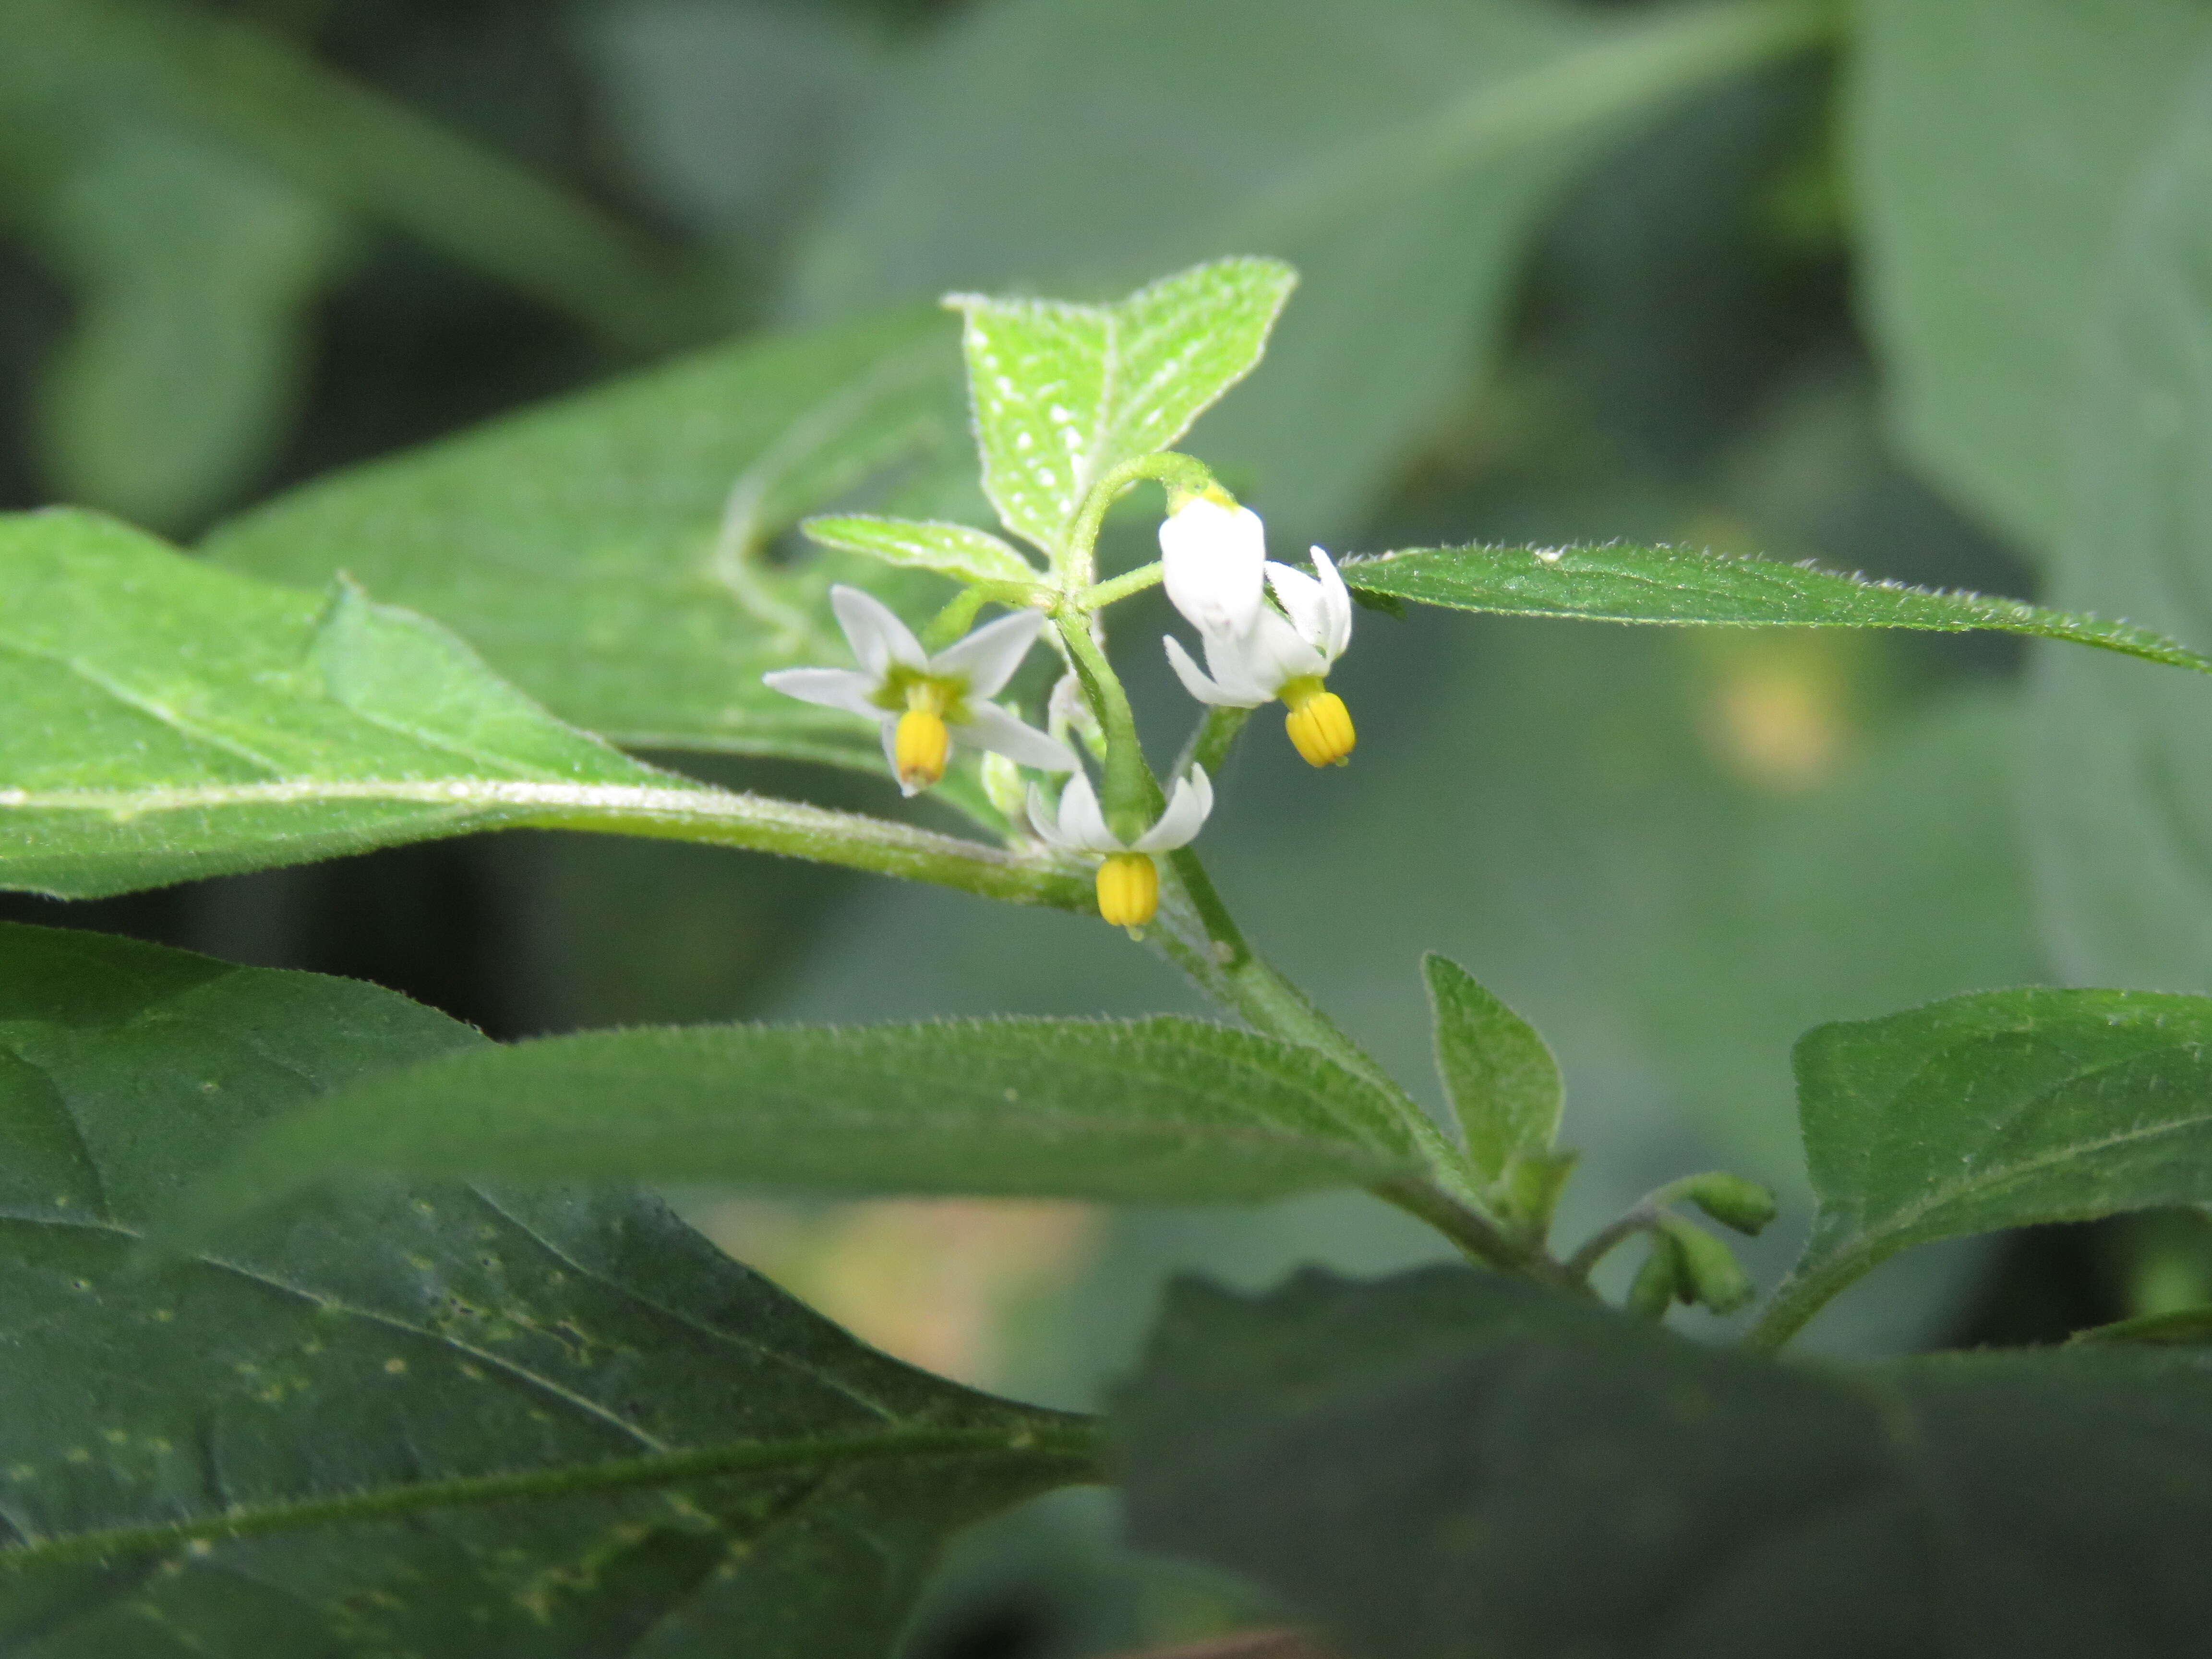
[1059,452,1215,588]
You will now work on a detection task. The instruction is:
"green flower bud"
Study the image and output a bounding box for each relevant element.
[1625,1232,1682,1320]
[1658,1215,1755,1314]
[1680,1171,1779,1237]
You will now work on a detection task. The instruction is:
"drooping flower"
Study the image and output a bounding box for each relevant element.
[764,586,1076,794]
[1027,767,1214,929]
[1163,548,1357,767]
[1159,492,1266,638]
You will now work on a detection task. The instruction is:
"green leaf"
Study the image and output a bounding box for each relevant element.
[1849,0,2212,553]
[204,306,975,771]
[0,509,1083,910]
[169,1017,1429,1244]
[26,123,347,531]
[1752,988,2212,1348]
[791,0,1825,537]
[1420,953,1560,1186]
[945,258,1297,561]
[1119,1266,2212,1659]
[2070,1307,2212,1346]
[0,921,1092,1656]
[1340,542,2212,669]
[2019,64,2212,994]
[802,513,1042,589]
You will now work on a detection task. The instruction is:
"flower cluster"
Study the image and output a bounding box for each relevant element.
[764,482,1353,931]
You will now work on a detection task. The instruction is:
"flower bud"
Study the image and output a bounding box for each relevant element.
[1680,1172,1779,1236]
[1658,1215,1755,1314]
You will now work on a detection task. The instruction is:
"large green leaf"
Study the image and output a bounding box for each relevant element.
[2020,64,2212,994]
[1752,989,2212,1347]
[1339,542,2212,668]
[0,922,1093,1657]
[945,258,1296,562]
[788,0,1821,537]
[1119,1267,2212,1659]
[0,510,1081,909]
[1848,0,2212,553]
[203,306,978,770]
[169,1017,1430,1243]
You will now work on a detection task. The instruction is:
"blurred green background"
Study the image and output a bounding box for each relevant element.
[9,0,2212,1650]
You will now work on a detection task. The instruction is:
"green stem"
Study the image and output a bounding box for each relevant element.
[922,587,992,651]
[1053,612,1158,838]
[1563,1175,1716,1282]
[1373,1176,1582,1289]
[0,1421,1101,1571]
[1081,561,1164,611]
[1059,452,1215,588]
[1178,705,1253,781]
[1739,1248,1873,1353]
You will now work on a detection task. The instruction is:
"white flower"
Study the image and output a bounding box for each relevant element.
[1159,494,1266,638]
[1163,549,1358,767]
[763,586,1076,795]
[1027,766,1214,929]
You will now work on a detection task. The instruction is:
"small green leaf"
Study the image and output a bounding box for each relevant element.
[1341,543,2212,669]
[0,509,1081,909]
[1119,1267,2212,1659]
[1755,988,2212,1347]
[802,513,1043,589]
[945,257,1296,560]
[204,306,974,770]
[1420,953,1560,1187]
[169,1017,1429,1243]
[0,921,1090,1655]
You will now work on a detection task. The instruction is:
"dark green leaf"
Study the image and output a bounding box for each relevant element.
[1849,0,2212,551]
[204,306,980,772]
[1339,543,2212,669]
[2020,63,2212,994]
[946,258,1296,559]
[1420,953,1559,1187]
[171,1017,1430,1241]
[1119,1266,2212,1659]
[1756,988,2212,1346]
[2070,1307,2212,1346]
[0,510,1079,909]
[0,921,1091,1656]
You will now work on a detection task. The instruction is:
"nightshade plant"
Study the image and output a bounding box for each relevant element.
[4,254,2212,1659]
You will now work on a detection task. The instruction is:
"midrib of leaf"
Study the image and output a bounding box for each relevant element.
[0,778,1091,910]
[0,1421,1101,1572]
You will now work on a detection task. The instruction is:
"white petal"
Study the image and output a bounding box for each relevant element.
[1026,781,1070,848]
[1240,607,1328,694]
[1194,623,1278,704]
[1160,498,1266,637]
[1265,560,1330,649]
[1133,765,1214,854]
[1052,769,1118,852]
[1312,547,1354,660]
[931,607,1046,698]
[959,702,1079,772]
[878,717,924,797]
[830,585,925,676]
[760,667,883,719]
[1164,634,1251,707]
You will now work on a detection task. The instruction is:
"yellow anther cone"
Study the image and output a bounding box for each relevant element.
[893,708,950,790]
[1284,687,1355,767]
[1095,853,1159,929]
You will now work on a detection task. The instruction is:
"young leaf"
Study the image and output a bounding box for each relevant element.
[203,305,973,769]
[1119,1266,2212,1659]
[168,1017,1430,1242]
[0,922,1093,1656]
[1851,0,2212,553]
[1339,543,2212,670]
[1420,953,1560,1186]
[801,513,1043,589]
[945,257,1296,560]
[1753,988,2212,1348]
[0,509,1083,909]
